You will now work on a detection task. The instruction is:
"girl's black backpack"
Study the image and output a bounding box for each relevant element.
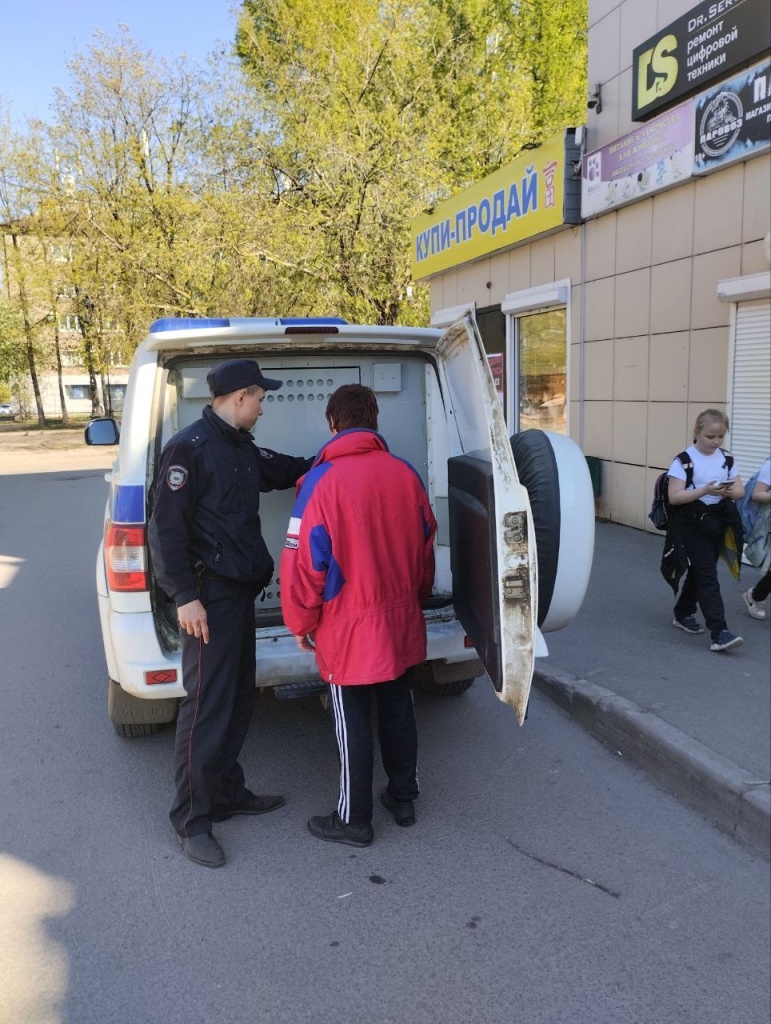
[648,452,692,530]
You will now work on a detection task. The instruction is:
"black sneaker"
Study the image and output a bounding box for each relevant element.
[307,811,373,847]
[673,616,704,635]
[380,787,416,827]
[710,629,743,652]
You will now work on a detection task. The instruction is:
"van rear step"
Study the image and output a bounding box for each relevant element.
[273,680,327,701]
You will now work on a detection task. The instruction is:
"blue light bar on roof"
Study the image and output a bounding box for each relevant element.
[149,318,230,333]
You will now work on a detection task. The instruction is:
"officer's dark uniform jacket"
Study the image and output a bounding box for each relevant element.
[148,405,312,606]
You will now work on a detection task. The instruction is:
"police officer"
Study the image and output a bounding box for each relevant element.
[148,359,313,868]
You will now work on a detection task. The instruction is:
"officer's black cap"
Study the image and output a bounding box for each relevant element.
[207,359,282,397]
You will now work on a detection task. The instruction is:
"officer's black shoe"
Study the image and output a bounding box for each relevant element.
[380,787,416,827]
[177,831,226,868]
[307,811,374,847]
[211,793,286,822]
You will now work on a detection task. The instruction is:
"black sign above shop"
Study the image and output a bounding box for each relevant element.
[632,0,771,121]
[694,58,771,172]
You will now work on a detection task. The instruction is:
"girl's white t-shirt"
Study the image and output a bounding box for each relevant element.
[668,445,739,506]
[757,458,770,488]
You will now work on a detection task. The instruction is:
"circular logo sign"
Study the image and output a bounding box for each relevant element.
[699,91,743,158]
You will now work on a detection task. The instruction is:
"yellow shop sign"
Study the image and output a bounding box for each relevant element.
[411,131,578,280]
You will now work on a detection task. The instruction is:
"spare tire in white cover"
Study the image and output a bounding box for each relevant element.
[510,429,594,632]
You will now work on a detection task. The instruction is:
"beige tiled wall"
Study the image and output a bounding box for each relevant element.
[612,401,648,463]
[693,166,744,254]
[616,201,652,274]
[584,339,614,400]
[585,277,616,341]
[613,336,648,400]
[652,184,695,265]
[743,156,771,242]
[648,333,688,401]
[615,268,651,338]
[690,248,741,330]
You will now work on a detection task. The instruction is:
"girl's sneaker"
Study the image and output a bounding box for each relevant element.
[742,589,767,620]
[710,629,744,652]
[673,615,703,634]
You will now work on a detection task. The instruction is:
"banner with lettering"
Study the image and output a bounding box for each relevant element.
[632,0,770,121]
[582,101,695,218]
[411,132,578,281]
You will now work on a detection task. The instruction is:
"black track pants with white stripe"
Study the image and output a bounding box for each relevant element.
[328,671,419,827]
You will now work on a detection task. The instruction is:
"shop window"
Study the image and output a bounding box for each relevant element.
[516,308,567,434]
[65,384,91,401]
[106,384,127,412]
[502,281,570,436]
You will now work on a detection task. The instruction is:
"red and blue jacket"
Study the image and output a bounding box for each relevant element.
[279,429,437,685]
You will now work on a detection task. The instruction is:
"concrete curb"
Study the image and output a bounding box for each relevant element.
[533,666,771,859]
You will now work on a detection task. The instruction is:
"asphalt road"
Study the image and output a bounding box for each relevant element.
[0,441,769,1024]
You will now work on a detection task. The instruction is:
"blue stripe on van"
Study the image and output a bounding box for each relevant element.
[112,484,145,524]
[149,318,230,332]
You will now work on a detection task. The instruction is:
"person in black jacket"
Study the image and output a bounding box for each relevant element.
[148,359,313,868]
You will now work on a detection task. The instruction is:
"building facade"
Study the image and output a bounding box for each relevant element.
[413,0,771,531]
[1,233,129,421]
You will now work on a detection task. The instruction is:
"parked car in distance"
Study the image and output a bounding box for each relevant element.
[0,403,14,418]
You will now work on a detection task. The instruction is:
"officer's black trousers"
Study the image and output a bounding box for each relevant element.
[170,577,257,838]
[327,671,419,827]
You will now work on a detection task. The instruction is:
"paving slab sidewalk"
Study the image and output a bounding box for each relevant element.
[536,521,770,856]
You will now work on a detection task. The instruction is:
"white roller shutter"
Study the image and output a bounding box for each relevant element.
[730,299,771,478]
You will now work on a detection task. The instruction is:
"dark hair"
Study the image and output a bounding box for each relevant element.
[326,384,379,431]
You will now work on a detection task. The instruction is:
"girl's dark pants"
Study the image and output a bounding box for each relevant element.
[752,570,771,603]
[170,576,258,838]
[674,511,727,638]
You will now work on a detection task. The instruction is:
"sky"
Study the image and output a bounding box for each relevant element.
[1,0,240,123]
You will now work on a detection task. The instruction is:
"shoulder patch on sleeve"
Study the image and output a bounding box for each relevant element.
[166,465,188,491]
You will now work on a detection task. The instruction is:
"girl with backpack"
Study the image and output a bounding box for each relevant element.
[667,408,745,652]
[741,458,771,620]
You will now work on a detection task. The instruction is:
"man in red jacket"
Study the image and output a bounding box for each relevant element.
[280,384,437,846]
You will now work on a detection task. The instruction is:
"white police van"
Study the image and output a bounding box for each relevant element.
[87,314,594,736]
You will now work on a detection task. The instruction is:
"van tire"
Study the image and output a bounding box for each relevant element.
[108,678,178,738]
[510,429,595,633]
[415,677,475,697]
[510,429,561,627]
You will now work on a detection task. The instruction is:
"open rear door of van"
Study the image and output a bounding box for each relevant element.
[437,316,536,725]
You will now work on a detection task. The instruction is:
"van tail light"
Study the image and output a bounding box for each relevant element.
[104,522,149,592]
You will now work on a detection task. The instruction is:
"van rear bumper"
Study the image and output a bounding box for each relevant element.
[100,600,483,700]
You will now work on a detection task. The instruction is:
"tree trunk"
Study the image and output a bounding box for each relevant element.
[53,325,69,426]
[10,234,46,426]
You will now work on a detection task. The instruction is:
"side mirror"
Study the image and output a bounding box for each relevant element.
[85,417,120,446]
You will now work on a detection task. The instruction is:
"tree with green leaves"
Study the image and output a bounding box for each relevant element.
[235,0,587,324]
[0,5,586,412]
